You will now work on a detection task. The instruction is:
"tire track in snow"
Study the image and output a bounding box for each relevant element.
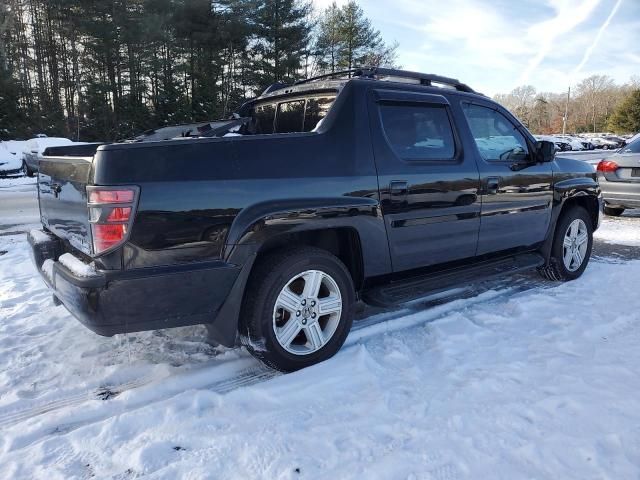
[0,372,165,429]
[0,279,525,433]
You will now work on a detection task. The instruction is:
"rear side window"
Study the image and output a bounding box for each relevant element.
[304,97,335,131]
[254,103,275,134]
[462,103,530,162]
[275,100,305,133]
[379,104,456,161]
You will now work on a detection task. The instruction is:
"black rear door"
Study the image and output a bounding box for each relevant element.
[368,88,481,273]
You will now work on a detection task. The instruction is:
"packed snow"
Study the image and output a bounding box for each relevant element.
[28,229,54,246]
[0,191,639,478]
[58,253,97,277]
[594,210,640,246]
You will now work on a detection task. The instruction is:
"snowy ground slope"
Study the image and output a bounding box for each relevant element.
[0,218,639,478]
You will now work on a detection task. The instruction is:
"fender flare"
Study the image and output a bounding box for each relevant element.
[206,197,391,346]
[540,177,601,262]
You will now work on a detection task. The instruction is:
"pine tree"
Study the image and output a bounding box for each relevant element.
[608,90,640,133]
[315,2,341,73]
[314,1,396,74]
[337,1,382,70]
[250,0,313,88]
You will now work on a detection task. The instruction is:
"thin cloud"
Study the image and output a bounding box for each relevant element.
[517,0,602,86]
[570,0,624,81]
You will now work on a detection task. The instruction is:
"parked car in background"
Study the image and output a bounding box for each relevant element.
[23,137,73,176]
[597,136,640,216]
[580,139,596,150]
[535,135,570,152]
[603,136,625,149]
[589,137,619,150]
[0,141,26,176]
[559,136,586,151]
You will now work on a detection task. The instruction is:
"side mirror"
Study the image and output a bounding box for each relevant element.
[536,140,556,163]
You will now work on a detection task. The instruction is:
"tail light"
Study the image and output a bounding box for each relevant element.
[597,160,619,173]
[87,186,139,255]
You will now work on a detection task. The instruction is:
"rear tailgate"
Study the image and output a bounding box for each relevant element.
[38,145,101,255]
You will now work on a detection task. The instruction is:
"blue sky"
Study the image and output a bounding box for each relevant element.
[312,0,640,96]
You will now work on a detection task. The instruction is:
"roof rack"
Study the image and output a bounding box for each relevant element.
[293,66,476,93]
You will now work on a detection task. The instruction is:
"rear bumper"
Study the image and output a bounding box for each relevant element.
[599,177,640,208]
[28,229,241,338]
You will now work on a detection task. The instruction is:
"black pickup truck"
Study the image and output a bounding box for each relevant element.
[29,68,601,371]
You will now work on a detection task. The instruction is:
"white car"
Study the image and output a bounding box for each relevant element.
[23,137,73,176]
[557,136,585,151]
[0,141,27,176]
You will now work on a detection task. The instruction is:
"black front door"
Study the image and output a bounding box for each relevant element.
[368,88,481,273]
[459,101,553,255]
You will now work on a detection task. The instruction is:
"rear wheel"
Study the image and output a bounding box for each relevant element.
[538,206,593,281]
[603,205,624,216]
[240,247,354,372]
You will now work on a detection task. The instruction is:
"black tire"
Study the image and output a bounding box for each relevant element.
[538,206,593,282]
[603,205,624,217]
[240,247,355,372]
[25,162,34,177]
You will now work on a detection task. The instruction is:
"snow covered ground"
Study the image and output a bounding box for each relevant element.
[1,180,640,479]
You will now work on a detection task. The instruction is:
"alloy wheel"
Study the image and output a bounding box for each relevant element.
[272,269,342,355]
[562,219,589,272]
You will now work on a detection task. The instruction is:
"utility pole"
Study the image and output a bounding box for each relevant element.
[562,86,570,135]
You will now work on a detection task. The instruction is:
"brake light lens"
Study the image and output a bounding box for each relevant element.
[93,224,128,253]
[88,189,134,204]
[106,207,131,222]
[87,186,138,255]
[597,160,619,173]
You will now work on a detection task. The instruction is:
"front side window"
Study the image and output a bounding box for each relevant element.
[379,104,456,161]
[462,103,529,162]
[275,100,305,133]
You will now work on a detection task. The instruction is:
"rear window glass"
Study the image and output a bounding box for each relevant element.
[252,95,336,135]
[275,100,305,133]
[254,104,276,134]
[622,138,640,154]
[379,104,456,161]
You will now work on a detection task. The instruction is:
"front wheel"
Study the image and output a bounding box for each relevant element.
[538,206,593,282]
[240,247,355,372]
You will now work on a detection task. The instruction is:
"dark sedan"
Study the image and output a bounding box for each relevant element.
[597,136,640,215]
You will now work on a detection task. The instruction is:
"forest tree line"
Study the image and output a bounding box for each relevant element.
[0,0,397,141]
[494,74,640,135]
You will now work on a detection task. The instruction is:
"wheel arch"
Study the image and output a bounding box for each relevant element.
[540,179,601,263]
[206,199,389,347]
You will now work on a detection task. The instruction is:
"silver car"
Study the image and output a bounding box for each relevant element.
[22,137,73,176]
[597,136,640,216]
